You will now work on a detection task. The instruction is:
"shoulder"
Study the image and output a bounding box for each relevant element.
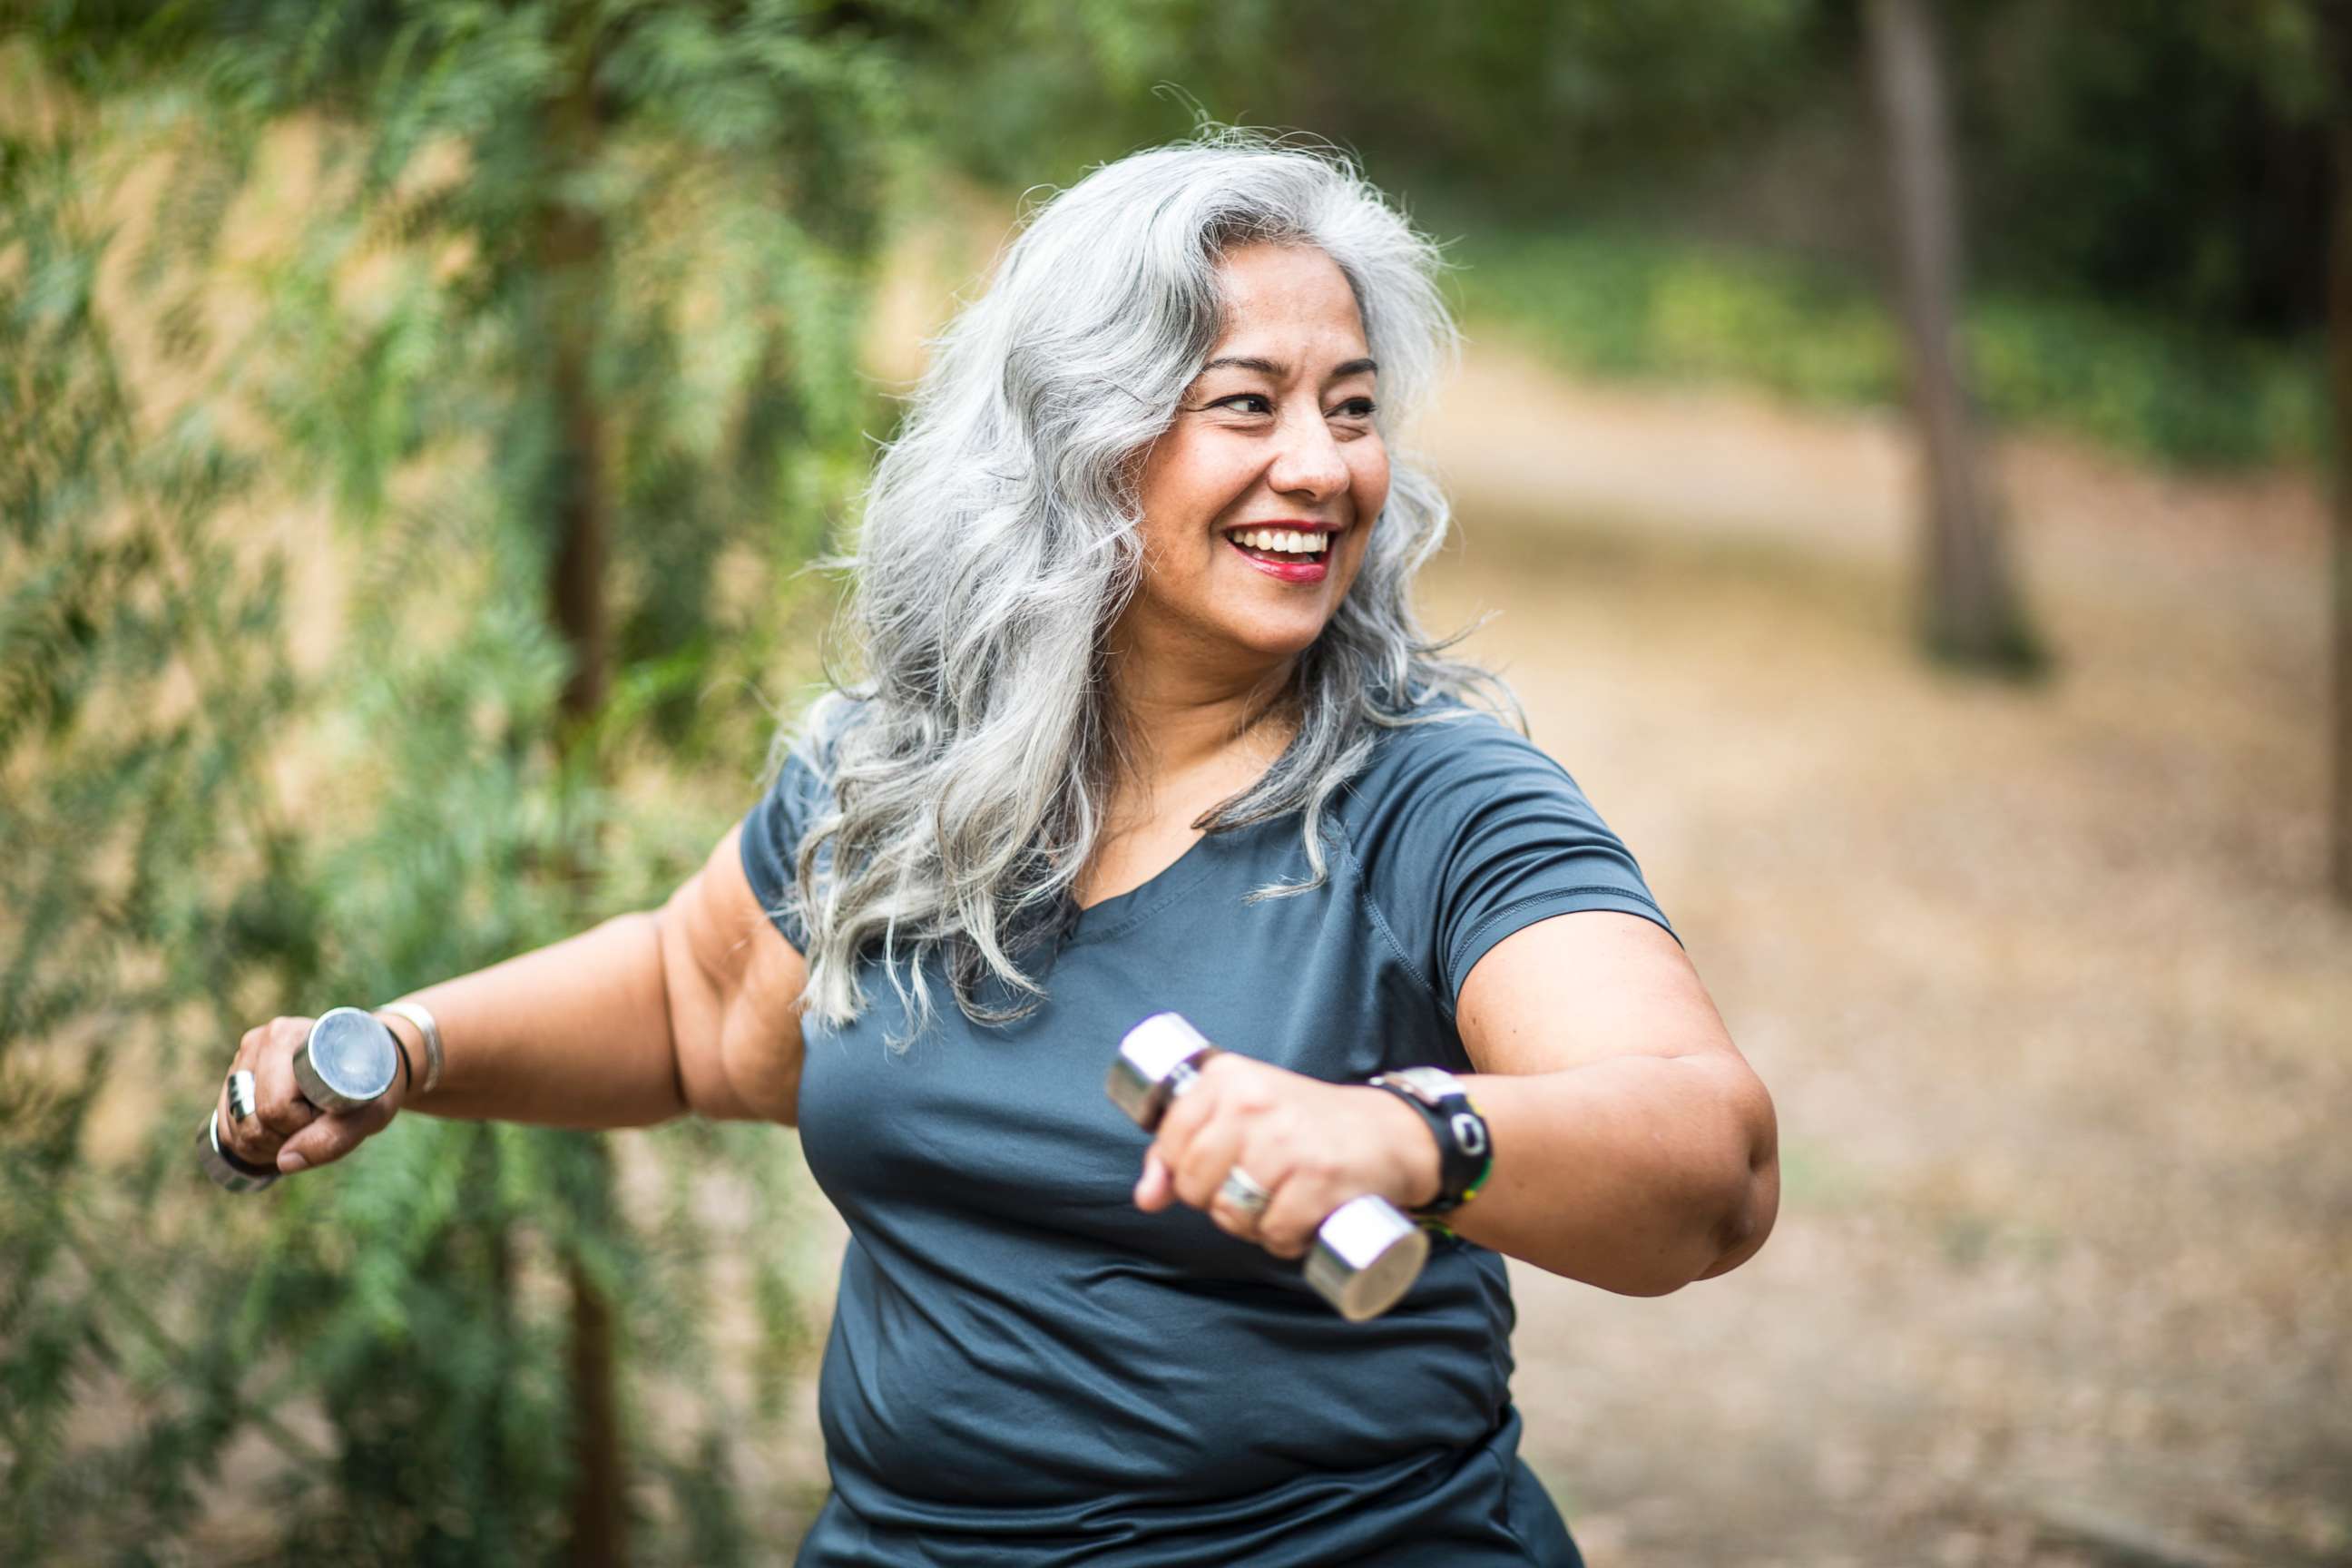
[740,693,868,942]
[1333,698,1575,835]
[1327,695,1675,1004]
[756,692,870,815]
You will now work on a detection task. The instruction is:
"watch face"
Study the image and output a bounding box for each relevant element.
[1384,1066,1463,1106]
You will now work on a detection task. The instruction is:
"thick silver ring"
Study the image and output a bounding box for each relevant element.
[226,1069,258,1124]
[1218,1166,1272,1218]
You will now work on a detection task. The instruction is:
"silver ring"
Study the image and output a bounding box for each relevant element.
[226,1069,258,1124]
[1218,1166,1272,1218]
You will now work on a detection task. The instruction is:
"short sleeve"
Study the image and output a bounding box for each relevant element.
[1343,711,1679,1012]
[738,745,832,955]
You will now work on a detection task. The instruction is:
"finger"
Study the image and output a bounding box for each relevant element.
[1168,1111,1245,1212]
[277,1098,396,1174]
[219,1025,285,1165]
[1254,1167,1330,1261]
[230,1023,267,1075]
[1207,1129,1294,1245]
[1151,1062,1220,1172]
[214,1073,265,1164]
[1205,1167,1271,1243]
[1133,1149,1175,1211]
[253,1017,320,1141]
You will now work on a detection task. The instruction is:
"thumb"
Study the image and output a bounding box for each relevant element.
[276,1097,396,1174]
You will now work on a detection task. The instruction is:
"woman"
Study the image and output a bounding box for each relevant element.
[214,130,1779,1565]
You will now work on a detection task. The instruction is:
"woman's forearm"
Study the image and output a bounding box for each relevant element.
[1438,1054,1779,1296]
[375,910,687,1129]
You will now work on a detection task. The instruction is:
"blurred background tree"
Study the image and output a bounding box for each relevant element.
[4,2,2345,1564]
[1863,0,2039,671]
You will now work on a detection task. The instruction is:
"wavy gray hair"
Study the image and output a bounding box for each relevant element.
[769,127,1514,1041]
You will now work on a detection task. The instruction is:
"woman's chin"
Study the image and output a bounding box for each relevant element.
[1221,609,1337,663]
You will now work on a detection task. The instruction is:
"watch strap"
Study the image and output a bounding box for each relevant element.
[1367,1069,1494,1220]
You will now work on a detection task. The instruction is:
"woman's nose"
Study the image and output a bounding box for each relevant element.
[1267,408,1349,501]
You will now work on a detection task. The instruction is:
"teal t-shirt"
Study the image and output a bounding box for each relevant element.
[740,701,1675,1566]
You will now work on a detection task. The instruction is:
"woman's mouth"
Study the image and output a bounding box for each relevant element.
[1225,525,1334,584]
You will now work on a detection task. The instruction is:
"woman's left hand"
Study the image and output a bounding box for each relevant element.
[1132,1053,1442,1259]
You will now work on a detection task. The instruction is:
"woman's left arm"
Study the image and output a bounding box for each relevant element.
[1136,910,1779,1298]
[1439,909,1778,1296]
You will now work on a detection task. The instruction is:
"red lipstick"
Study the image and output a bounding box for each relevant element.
[1230,544,1328,583]
[1222,521,1341,585]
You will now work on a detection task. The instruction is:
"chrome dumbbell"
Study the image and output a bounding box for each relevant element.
[195,1007,401,1192]
[1107,1012,1430,1322]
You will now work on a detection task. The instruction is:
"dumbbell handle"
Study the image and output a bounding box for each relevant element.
[194,1007,400,1193]
[1108,1013,1430,1322]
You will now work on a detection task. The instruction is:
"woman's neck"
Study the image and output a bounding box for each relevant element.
[1091,630,1298,818]
[1107,649,1298,785]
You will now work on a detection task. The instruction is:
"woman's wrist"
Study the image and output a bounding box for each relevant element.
[1366,1068,1496,1222]
[1356,1085,1444,1210]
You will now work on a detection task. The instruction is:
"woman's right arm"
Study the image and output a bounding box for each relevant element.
[648,821,810,1125]
[217,821,809,1176]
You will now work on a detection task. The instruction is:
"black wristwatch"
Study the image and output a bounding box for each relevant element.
[1366,1066,1493,1222]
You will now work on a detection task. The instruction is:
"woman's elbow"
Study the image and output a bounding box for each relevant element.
[1695,1083,1780,1284]
[1598,1129,1780,1298]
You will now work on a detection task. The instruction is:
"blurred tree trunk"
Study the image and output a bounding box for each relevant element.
[2328,43,2352,904]
[1863,0,2043,671]
[539,24,626,1566]
[546,136,611,724]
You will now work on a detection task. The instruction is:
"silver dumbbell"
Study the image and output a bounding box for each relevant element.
[195,1006,402,1192]
[1108,1012,1430,1323]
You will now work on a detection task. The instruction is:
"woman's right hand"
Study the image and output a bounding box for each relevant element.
[215,1014,408,1176]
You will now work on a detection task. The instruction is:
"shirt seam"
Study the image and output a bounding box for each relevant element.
[1326,797,1435,1000]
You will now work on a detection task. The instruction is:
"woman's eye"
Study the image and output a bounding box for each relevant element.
[1206,394,1378,418]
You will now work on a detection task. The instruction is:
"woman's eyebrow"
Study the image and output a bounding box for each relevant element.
[1198,355,1379,379]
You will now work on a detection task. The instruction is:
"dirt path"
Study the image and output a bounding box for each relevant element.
[1413,352,2347,1566]
[1419,340,2325,643]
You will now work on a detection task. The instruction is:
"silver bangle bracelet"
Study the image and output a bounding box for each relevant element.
[377,1000,446,1096]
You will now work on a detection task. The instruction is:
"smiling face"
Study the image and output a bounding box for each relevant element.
[1115,242,1390,688]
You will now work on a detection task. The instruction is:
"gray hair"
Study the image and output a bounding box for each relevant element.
[770,126,1514,1042]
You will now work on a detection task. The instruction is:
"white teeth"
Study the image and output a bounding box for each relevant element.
[1231,528,1328,555]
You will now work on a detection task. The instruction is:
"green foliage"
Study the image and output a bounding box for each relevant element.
[914,0,2336,377]
[1451,224,2324,469]
[912,0,1826,205]
[1958,0,2337,338]
[3,2,909,1558]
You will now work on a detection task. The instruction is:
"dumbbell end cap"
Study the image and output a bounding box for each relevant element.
[1305,1195,1430,1322]
[293,1006,399,1112]
[195,1108,279,1193]
[1106,1012,1215,1129]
